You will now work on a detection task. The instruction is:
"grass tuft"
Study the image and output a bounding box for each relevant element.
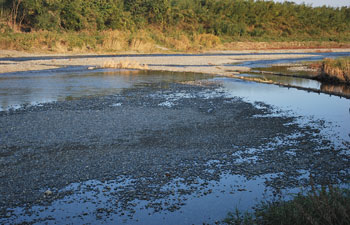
[321,57,350,84]
[224,183,350,225]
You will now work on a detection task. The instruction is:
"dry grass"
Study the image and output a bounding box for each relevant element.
[165,35,192,51]
[100,60,149,70]
[99,30,129,52]
[160,33,221,51]
[127,30,157,52]
[223,41,350,50]
[321,57,350,83]
[193,33,221,49]
[0,30,159,53]
[224,180,350,225]
[1,29,350,54]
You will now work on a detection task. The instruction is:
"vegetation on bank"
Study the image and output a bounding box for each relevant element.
[1,0,350,52]
[3,30,350,53]
[319,57,350,84]
[224,185,350,225]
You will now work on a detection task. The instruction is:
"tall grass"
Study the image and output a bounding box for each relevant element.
[321,57,350,84]
[0,29,222,53]
[1,27,350,53]
[319,57,350,84]
[224,184,350,225]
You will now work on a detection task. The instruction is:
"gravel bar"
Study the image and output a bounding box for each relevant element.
[1,81,349,224]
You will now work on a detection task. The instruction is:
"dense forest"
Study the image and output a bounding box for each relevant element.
[2,0,350,37]
[1,0,350,52]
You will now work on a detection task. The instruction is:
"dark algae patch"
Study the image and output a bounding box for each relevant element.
[0,81,349,224]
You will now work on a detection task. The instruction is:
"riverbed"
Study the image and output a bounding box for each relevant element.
[1,51,350,224]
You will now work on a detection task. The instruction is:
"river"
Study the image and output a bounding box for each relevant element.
[0,52,349,224]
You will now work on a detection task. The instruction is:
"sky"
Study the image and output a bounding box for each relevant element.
[273,0,350,7]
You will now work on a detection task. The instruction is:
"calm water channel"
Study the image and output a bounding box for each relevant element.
[1,52,350,224]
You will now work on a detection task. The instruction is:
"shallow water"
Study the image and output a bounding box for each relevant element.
[5,173,287,225]
[216,78,350,142]
[237,73,322,89]
[1,53,350,224]
[2,73,350,224]
[0,69,211,111]
[2,52,350,111]
[234,51,350,98]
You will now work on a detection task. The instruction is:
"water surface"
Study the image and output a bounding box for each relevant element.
[216,77,350,145]
[1,53,350,224]
[0,69,211,111]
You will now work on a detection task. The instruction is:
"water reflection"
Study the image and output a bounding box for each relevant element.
[238,73,321,89]
[216,77,350,144]
[2,174,280,225]
[236,52,350,98]
[321,83,350,97]
[243,71,350,99]
[0,69,211,111]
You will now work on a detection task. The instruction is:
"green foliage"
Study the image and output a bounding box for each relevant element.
[2,0,350,41]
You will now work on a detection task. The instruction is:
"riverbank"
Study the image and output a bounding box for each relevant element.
[318,57,350,84]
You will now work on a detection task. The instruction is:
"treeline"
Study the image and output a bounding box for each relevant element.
[1,0,350,40]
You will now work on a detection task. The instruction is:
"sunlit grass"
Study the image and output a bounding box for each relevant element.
[321,57,350,84]
[1,28,350,54]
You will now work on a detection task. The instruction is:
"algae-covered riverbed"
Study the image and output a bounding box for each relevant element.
[1,53,350,224]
